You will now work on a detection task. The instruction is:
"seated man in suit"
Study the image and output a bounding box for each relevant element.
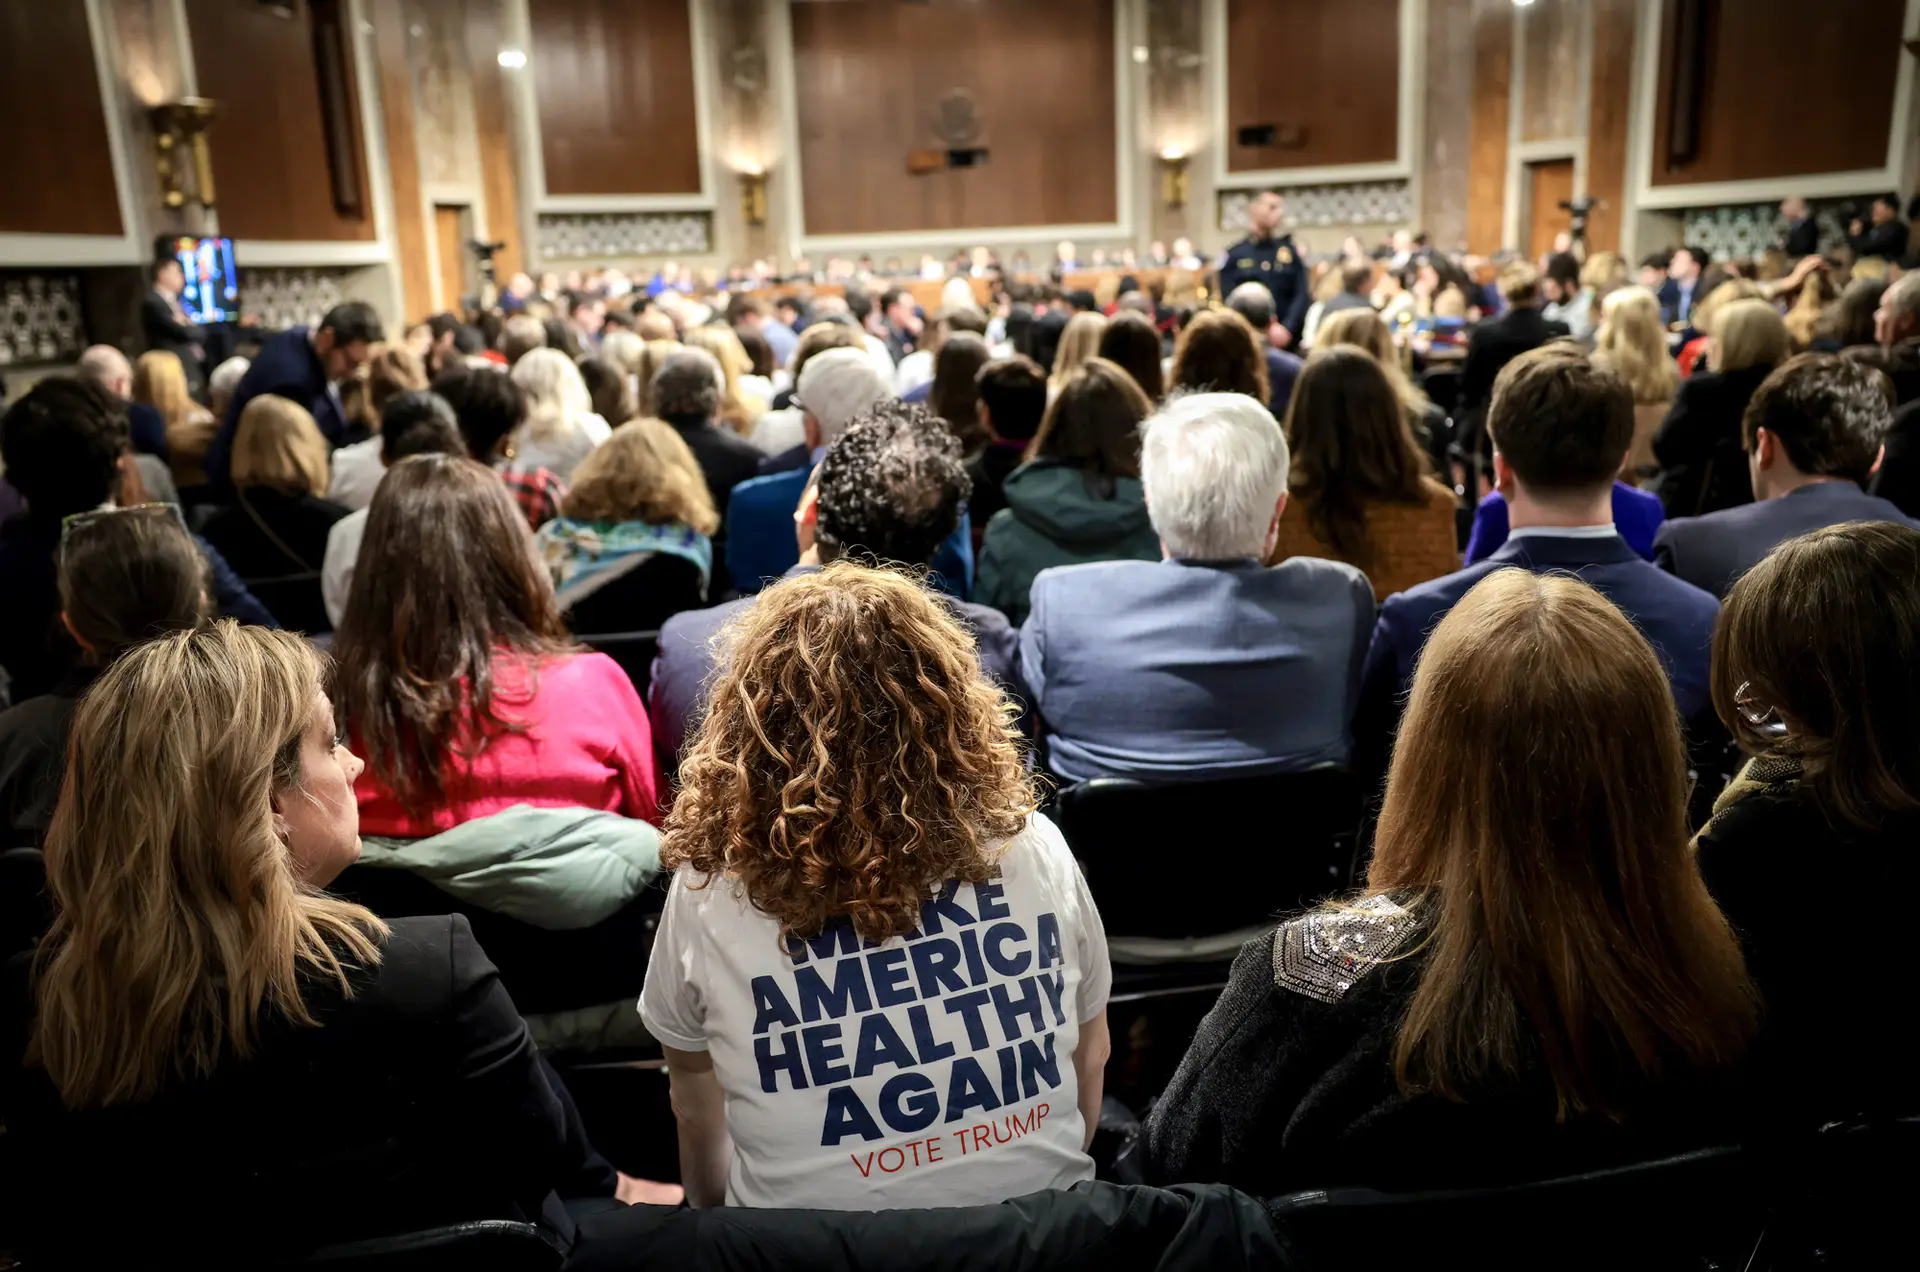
[724,347,890,592]
[1456,263,1571,471]
[1363,344,1721,759]
[1656,354,1912,598]
[651,399,1017,767]
[1018,392,1374,784]
[205,301,384,487]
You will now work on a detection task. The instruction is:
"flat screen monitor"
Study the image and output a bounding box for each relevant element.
[160,235,239,324]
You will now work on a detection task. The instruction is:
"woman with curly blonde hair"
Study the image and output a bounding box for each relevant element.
[536,417,719,630]
[641,561,1112,1211]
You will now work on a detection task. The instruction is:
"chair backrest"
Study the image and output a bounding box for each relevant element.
[245,571,330,635]
[1050,765,1361,939]
[1269,1143,1765,1268]
[296,1219,564,1271]
[576,629,661,701]
[1,846,49,956]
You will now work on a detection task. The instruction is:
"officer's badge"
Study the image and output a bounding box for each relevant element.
[1278,247,1294,265]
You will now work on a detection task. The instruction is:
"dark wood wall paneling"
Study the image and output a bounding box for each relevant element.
[1652,0,1905,186]
[1224,0,1401,174]
[792,0,1117,237]
[1466,0,1511,255]
[372,2,433,319]
[0,2,123,236]
[468,0,525,280]
[530,0,702,196]
[185,0,375,241]
[1584,0,1636,253]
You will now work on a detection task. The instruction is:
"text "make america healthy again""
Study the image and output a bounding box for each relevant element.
[749,878,1075,1174]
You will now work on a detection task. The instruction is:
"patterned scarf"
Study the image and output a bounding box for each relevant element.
[536,518,712,610]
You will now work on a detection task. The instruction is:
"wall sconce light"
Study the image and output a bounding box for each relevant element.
[738,167,768,227]
[150,97,219,210]
[1158,148,1190,210]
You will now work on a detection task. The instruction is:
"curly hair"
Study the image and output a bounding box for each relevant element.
[663,561,1035,944]
[815,400,970,567]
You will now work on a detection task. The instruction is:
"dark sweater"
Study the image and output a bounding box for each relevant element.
[1144,896,1744,1197]
[0,669,95,843]
[1695,757,1919,1124]
[198,486,350,578]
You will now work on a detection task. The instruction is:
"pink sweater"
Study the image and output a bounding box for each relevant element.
[354,651,660,838]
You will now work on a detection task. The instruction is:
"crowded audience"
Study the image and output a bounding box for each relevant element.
[5,157,1919,1269]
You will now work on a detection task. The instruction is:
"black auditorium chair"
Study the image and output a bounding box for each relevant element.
[244,571,331,635]
[575,630,661,702]
[1050,765,1361,943]
[1051,766,1361,1109]
[1270,1143,1766,1271]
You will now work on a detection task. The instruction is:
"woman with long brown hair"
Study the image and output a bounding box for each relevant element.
[536,417,718,631]
[641,561,1111,1210]
[928,329,993,451]
[1096,309,1166,402]
[1312,307,1451,478]
[2,622,646,1264]
[1271,347,1458,600]
[334,453,659,836]
[1168,308,1270,402]
[1696,521,1920,1121]
[974,357,1161,624]
[1146,569,1756,1196]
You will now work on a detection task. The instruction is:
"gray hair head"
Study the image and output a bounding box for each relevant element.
[1225,283,1275,331]
[651,348,723,421]
[1141,391,1290,560]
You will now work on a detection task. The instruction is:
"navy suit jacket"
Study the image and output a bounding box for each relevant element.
[1364,532,1721,727]
[648,563,1019,766]
[205,327,347,485]
[1264,348,1304,418]
[1654,481,1916,599]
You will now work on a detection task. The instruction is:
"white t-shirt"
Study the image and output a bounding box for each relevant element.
[511,410,612,484]
[893,348,934,397]
[328,436,385,511]
[639,813,1110,1211]
[321,507,368,629]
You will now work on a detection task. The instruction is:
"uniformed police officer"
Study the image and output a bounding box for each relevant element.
[1216,190,1311,348]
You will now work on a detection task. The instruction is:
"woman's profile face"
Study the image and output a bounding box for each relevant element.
[276,691,365,888]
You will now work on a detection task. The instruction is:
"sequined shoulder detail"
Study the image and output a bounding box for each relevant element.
[1271,895,1418,1004]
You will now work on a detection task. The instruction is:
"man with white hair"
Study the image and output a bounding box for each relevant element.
[1017,392,1374,782]
[724,346,892,591]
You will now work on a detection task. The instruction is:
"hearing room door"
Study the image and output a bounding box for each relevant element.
[1525,159,1575,262]
[433,204,471,313]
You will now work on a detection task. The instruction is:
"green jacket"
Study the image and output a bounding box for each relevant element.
[359,804,662,929]
[973,460,1162,625]
[360,805,663,1052]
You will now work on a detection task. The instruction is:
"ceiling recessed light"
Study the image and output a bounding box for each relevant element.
[497,48,527,69]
